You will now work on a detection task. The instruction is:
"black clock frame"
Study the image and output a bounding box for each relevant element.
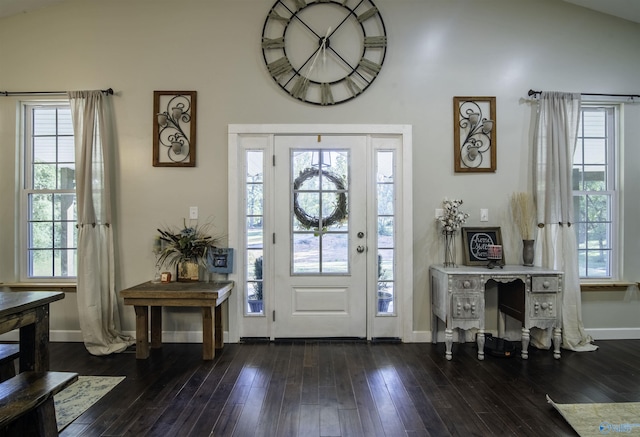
[261,0,387,106]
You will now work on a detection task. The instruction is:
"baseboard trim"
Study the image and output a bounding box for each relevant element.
[0,330,231,344]
[585,328,640,340]
[1,328,636,344]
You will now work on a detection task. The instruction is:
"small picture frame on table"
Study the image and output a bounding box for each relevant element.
[461,227,503,266]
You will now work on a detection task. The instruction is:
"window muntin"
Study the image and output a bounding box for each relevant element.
[573,106,617,279]
[22,103,77,280]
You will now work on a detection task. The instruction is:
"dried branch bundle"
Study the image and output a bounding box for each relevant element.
[510,192,536,240]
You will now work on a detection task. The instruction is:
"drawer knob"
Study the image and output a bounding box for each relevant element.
[463,280,471,288]
[463,303,471,311]
[543,281,550,289]
[541,302,549,310]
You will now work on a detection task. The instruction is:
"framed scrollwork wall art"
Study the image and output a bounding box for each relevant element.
[453,96,496,173]
[153,91,197,167]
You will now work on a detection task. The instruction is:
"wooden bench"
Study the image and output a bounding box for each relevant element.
[0,371,78,436]
[0,344,19,382]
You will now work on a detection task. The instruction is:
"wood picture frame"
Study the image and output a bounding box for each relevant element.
[453,96,496,173]
[461,227,503,265]
[153,91,197,167]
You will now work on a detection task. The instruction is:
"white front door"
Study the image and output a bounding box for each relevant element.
[273,135,368,338]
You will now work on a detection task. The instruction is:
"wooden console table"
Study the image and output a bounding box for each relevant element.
[120,281,233,360]
[430,265,562,361]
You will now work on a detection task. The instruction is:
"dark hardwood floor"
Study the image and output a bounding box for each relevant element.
[49,339,640,436]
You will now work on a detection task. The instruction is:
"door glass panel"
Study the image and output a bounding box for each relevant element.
[247,151,263,182]
[378,249,394,280]
[293,233,319,273]
[293,192,320,231]
[322,233,348,273]
[291,149,349,274]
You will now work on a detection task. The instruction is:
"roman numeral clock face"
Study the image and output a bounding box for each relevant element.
[261,0,387,105]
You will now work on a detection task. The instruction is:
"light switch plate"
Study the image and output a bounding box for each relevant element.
[189,206,198,220]
[480,208,489,222]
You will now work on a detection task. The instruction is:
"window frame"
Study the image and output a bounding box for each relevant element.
[18,100,77,284]
[573,104,620,281]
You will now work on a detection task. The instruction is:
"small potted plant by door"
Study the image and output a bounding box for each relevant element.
[378,287,393,312]
[248,256,263,313]
[377,254,393,313]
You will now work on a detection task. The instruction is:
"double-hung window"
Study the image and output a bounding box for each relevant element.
[573,105,618,279]
[21,102,77,281]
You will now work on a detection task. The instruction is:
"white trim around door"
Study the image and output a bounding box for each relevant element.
[227,124,413,343]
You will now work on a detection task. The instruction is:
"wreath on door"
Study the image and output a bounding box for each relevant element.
[293,167,348,230]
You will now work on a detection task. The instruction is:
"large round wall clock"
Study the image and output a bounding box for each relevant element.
[261,0,387,106]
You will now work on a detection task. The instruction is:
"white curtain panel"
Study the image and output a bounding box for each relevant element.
[533,91,597,352]
[69,90,134,355]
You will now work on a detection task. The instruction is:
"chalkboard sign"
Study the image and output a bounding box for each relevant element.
[461,227,503,265]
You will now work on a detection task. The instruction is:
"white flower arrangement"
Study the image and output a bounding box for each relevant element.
[437,198,470,232]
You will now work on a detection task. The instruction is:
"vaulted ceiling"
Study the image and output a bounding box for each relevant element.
[562,0,640,24]
[1,0,640,23]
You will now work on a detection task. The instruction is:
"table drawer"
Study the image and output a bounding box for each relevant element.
[528,293,558,319]
[451,293,483,320]
[531,276,559,293]
[451,276,482,293]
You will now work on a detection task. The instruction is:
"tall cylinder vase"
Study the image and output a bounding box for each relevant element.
[522,239,535,266]
[443,231,456,267]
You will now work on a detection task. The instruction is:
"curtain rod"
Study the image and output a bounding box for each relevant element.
[528,89,640,99]
[0,88,114,97]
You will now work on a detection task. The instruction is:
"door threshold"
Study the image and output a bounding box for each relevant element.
[273,337,367,343]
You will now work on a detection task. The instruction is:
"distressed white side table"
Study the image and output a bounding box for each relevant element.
[429,265,562,361]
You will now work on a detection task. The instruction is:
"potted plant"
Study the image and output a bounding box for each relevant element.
[377,254,393,313]
[157,219,222,281]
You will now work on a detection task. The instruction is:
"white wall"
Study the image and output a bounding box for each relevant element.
[1,0,639,341]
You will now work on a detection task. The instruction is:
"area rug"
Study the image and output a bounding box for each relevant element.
[547,395,640,436]
[54,376,125,431]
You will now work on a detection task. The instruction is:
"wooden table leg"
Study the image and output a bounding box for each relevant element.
[150,306,162,349]
[134,306,150,359]
[19,305,49,372]
[215,302,224,350]
[202,307,214,360]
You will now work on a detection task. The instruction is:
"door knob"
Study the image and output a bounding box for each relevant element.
[357,232,365,238]
[357,245,365,253]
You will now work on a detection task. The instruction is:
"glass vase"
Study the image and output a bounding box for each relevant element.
[443,230,456,267]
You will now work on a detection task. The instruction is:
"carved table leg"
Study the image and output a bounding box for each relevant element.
[553,327,562,359]
[477,329,485,360]
[521,327,530,360]
[445,328,453,361]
